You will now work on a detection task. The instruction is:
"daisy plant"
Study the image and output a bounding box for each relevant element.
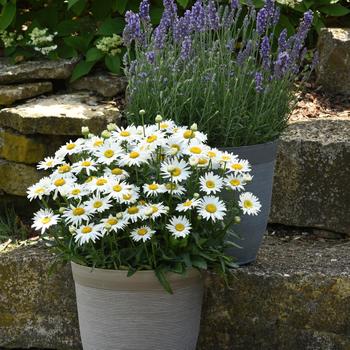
[28,114,261,292]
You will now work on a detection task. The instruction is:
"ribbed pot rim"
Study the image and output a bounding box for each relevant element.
[71,262,202,292]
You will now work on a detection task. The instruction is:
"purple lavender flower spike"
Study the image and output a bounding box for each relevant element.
[237,40,253,65]
[173,15,191,41]
[123,11,142,46]
[277,29,288,52]
[255,72,264,92]
[190,0,206,32]
[230,0,240,10]
[153,25,167,50]
[206,0,219,30]
[274,51,290,78]
[273,6,280,26]
[260,35,271,70]
[161,0,178,29]
[139,0,150,23]
[180,36,192,60]
[256,8,268,35]
[145,51,155,64]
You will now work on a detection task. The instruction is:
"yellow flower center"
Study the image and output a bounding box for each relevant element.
[230,179,241,186]
[198,158,208,165]
[139,200,146,205]
[123,193,132,200]
[171,167,181,177]
[183,130,194,139]
[205,204,217,213]
[207,151,216,158]
[166,183,177,190]
[243,200,253,209]
[221,155,231,162]
[73,207,85,216]
[183,200,192,207]
[175,223,185,232]
[232,163,243,170]
[137,228,147,236]
[93,201,103,208]
[45,161,53,167]
[58,164,71,173]
[96,178,107,186]
[81,161,91,167]
[93,140,103,147]
[85,176,95,183]
[120,130,130,137]
[113,184,122,192]
[147,135,157,143]
[151,206,158,213]
[112,168,123,175]
[82,226,92,234]
[190,146,202,154]
[54,178,65,187]
[206,180,215,188]
[66,143,76,150]
[107,218,118,225]
[160,123,168,129]
[71,189,81,195]
[129,151,140,159]
[148,183,159,190]
[171,144,180,151]
[104,149,114,158]
[127,206,139,214]
[35,187,45,194]
[41,217,51,224]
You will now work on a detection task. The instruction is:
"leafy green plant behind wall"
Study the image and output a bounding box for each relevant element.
[0,0,349,80]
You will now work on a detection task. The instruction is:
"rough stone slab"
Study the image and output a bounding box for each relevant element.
[0,160,44,196]
[270,118,350,235]
[0,82,52,106]
[0,92,121,135]
[317,28,350,95]
[0,235,349,349]
[0,128,68,164]
[0,58,78,84]
[70,72,127,97]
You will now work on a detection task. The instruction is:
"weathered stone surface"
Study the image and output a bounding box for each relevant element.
[0,160,44,196]
[317,28,350,95]
[0,235,349,349]
[270,118,350,235]
[0,128,68,164]
[0,92,121,135]
[0,58,78,84]
[0,82,52,106]
[70,72,127,97]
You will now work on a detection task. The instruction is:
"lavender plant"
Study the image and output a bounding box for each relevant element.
[124,0,316,147]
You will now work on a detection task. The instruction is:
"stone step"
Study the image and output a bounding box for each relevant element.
[0,92,121,135]
[0,234,349,350]
[270,118,350,235]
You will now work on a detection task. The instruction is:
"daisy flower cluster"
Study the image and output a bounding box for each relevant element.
[28,114,260,279]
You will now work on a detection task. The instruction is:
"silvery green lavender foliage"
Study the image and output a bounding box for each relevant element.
[123,0,316,147]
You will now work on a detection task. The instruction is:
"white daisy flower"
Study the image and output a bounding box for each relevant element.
[143,182,166,197]
[104,180,132,200]
[174,127,207,143]
[72,158,98,176]
[49,176,75,198]
[104,167,129,180]
[74,223,103,245]
[189,155,210,168]
[85,136,105,150]
[37,156,62,170]
[140,130,165,149]
[95,142,121,165]
[55,139,84,158]
[160,159,191,183]
[119,148,150,167]
[159,119,176,132]
[62,204,91,225]
[124,205,145,223]
[164,135,186,157]
[219,151,238,165]
[227,159,251,174]
[206,148,222,169]
[51,163,74,178]
[113,125,138,143]
[142,202,168,220]
[86,176,110,192]
[119,189,140,204]
[198,196,227,222]
[199,172,223,194]
[166,216,191,238]
[130,226,155,242]
[225,174,245,191]
[66,184,89,200]
[164,182,185,196]
[85,195,112,213]
[239,192,261,216]
[101,215,128,233]
[185,142,209,158]
[27,177,51,201]
[32,208,59,234]
[176,198,199,212]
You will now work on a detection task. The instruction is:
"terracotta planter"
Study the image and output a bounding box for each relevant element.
[221,140,278,265]
[71,262,203,350]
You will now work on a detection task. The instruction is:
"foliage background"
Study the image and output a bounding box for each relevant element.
[0,0,349,81]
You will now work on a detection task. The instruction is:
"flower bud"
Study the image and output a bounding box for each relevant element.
[164,206,170,212]
[243,174,253,183]
[145,208,153,216]
[189,157,199,166]
[69,226,75,234]
[107,123,117,131]
[101,130,111,139]
[234,216,241,224]
[170,147,178,155]
[88,133,94,138]
[116,212,123,219]
[190,123,198,131]
[104,223,112,230]
[155,114,163,123]
[193,193,200,199]
[139,109,146,116]
[59,207,66,214]
[81,126,89,136]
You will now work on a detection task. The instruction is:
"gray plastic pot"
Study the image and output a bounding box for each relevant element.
[71,262,203,350]
[221,140,278,265]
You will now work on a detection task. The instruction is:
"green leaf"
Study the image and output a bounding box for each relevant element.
[67,0,81,9]
[0,2,16,31]
[182,253,192,268]
[105,54,121,74]
[319,4,350,16]
[70,0,87,15]
[91,0,115,19]
[64,35,93,53]
[176,0,189,9]
[277,14,296,36]
[98,17,125,35]
[155,267,173,294]
[70,60,95,82]
[86,47,104,62]
[57,44,78,59]
[56,19,81,36]
[191,256,207,270]
[150,6,163,25]
[114,0,128,14]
